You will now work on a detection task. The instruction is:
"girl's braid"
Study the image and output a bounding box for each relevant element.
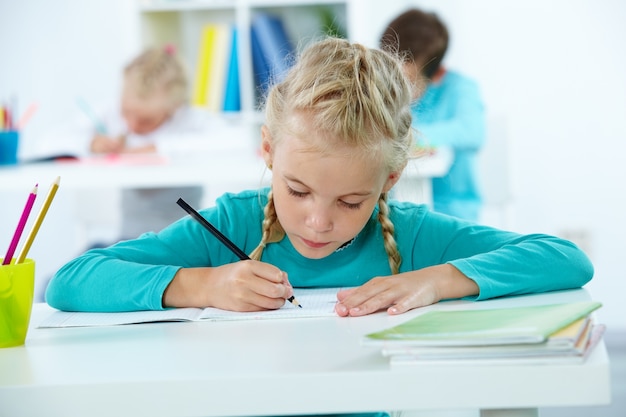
[249,189,285,260]
[377,193,402,274]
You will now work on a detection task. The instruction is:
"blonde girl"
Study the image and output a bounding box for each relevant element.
[48,38,592,318]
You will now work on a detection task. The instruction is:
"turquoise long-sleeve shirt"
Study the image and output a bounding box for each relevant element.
[46,189,593,312]
[413,70,486,221]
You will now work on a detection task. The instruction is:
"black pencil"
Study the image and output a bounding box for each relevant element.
[177,198,302,308]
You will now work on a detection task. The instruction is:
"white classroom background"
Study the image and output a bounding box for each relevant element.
[1,0,625,331]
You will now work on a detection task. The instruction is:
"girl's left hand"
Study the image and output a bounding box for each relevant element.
[334,264,478,317]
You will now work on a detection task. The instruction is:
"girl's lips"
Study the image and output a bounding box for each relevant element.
[301,238,330,249]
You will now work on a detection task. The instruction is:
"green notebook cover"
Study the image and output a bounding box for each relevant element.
[364,301,602,346]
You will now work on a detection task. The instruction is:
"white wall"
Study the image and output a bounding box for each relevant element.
[0,0,139,152]
[1,0,625,330]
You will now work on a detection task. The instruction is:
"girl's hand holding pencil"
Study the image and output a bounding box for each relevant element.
[76,97,129,155]
[163,260,296,312]
[90,133,127,154]
[162,198,302,311]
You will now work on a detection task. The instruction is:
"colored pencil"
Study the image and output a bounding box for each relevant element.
[76,97,107,135]
[176,197,302,308]
[16,176,61,264]
[2,184,38,265]
[16,102,39,130]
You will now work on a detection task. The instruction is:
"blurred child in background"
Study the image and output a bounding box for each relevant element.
[86,46,204,241]
[380,8,486,221]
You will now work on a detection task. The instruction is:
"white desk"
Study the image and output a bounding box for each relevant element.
[0,289,610,417]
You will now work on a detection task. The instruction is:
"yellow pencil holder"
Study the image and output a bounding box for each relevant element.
[0,259,35,348]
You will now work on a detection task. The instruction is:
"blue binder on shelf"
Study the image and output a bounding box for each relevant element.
[223,26,241,111]
[250,13,295,97]
[250,25,271,99]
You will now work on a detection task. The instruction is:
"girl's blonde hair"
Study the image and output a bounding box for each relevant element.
[250,37,414,274]
[123,46,188,112]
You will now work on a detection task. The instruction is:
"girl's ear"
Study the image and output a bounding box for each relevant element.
[260,125,273,168]
[431,65,446,83]
[382,170,404,193]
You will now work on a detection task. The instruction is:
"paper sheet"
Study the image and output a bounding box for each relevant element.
[38,288,340,328]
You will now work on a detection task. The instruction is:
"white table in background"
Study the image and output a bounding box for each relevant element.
[0,149,451,241]
[0,148,451,201]
[0,288,611,417]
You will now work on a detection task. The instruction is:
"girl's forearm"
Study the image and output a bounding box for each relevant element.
[433,263,479,300]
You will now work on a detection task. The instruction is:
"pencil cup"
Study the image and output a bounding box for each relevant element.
[0,258,35,348]
[0,130,19,165]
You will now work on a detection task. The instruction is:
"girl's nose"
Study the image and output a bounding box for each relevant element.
[305,206,333,233]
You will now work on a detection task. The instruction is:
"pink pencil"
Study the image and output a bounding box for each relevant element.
[16,102,39,130]
[2,184,38,265]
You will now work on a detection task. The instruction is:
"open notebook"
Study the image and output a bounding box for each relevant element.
[38,288,341,328]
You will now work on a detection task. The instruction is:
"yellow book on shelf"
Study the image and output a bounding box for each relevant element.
[192,25,218,106]
[205,24,231,112]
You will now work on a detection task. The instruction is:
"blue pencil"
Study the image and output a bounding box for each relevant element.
[76,97,107,134]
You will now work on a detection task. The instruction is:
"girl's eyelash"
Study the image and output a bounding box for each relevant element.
[340,201,362,210]
[286,186,307,198]
[287,185,362,210]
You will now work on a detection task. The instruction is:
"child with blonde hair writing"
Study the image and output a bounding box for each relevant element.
[87,46,206,241]
[48,38,591,326]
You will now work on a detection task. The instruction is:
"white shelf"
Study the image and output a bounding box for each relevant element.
[137,0,350,123]
[139,0,236,12]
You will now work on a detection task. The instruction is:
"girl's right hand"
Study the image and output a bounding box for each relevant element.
[90,134,125,154]
[162,260,294,312]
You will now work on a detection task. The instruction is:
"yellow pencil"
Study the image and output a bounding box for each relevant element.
[16,176,61,263]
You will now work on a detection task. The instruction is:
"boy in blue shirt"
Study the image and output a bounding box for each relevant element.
[380,8,486,221]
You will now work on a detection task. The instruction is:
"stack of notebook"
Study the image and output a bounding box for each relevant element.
[362,301,604,366]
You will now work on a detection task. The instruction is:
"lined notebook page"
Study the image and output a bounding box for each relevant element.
[198,287,339,321]
[38,288,341,328]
